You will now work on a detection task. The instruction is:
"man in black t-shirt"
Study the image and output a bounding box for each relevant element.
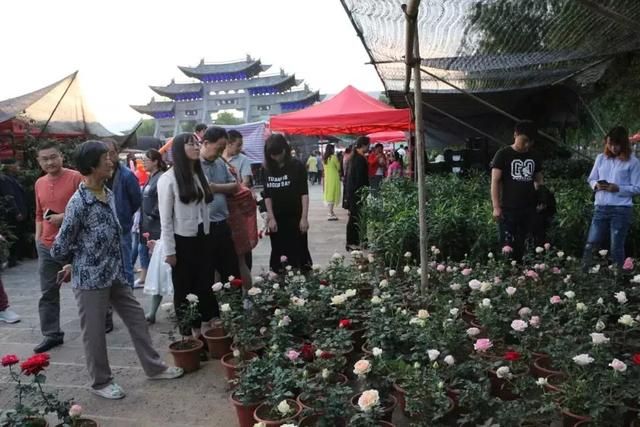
[490,120,543,261]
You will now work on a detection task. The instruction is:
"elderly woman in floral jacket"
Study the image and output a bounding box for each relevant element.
[51,140,182,400]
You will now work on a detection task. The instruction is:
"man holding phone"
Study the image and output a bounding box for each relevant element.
[34,141,83,353]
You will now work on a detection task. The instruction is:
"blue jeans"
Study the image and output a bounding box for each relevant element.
[582,205,632,267]
[121,231,134,287]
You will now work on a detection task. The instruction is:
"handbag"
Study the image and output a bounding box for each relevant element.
[221,158,258,255]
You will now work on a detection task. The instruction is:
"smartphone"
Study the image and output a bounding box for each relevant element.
[44,208,59,219]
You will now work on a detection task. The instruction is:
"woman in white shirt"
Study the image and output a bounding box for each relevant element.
[158,133,215,336]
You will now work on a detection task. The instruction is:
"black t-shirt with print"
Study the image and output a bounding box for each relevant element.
[491,146,542,209]
[264,159,309,218]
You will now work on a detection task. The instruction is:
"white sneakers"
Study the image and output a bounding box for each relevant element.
[0,309,20,324]
[91,367,183,399]
[148,367,184,380]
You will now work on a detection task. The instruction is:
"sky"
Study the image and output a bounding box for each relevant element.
[0,0,384,133]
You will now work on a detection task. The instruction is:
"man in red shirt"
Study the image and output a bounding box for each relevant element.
[367,143,387,195]
[34,141,83,353]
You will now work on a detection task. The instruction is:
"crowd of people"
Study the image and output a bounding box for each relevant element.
[0,120,639,401]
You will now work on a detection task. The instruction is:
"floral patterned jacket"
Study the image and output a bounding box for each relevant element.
[51,183,127,290]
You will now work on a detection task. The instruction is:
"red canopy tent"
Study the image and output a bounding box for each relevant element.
[269,85,412,136]
[367,130,407,143]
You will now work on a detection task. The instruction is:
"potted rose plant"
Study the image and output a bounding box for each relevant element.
[230,357,269,427]
[165,294,205,373]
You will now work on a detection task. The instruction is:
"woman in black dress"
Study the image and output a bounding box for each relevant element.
[345,136,370,250]
[263,134,312,273]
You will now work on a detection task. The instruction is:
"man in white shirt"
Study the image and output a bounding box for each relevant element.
[223,130,253,187]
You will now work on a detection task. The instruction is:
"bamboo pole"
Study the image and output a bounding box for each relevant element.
[404,0,428,293]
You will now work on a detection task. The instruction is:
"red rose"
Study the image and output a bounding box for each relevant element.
[300,343,314,361]
[503,351,521,361]
[320,351,334,360]
[338,319,352,329]
[231,278,243,288]
[319,280,328,286]
[1,354,19,367]
[20,353,50,376]
[632,354,640,365]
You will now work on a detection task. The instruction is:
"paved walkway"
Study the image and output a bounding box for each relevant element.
[0,184,348,426]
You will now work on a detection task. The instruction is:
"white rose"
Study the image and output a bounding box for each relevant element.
[331,294,347,305]
[228,276,235,282]
[590,332,610,345]
[353,359,372,376]
[379,307,386,313]
[285,265,292,271]
[576,302,587,312]
[416,268,422,276]
[614,291,628,304]
[220,303,231,312]
[536,377,548,386]
[496,366,512,379]
[449,283,461,291]
[274,309,282,316]
[291,296,306,306]
[599,249,608,257]
[357,389,380,412]
[277,400,292,415]
[273,283,280,290]
[444,355,455,366]
[331,253,343,261]
[247,287,262,296]
[259,326,267,335]
[481,298,491,308]
[388,269,396,277]
[371,296,382,305]
[506,286,517,296]
[233,349,241,358]
[618,314,636,327]
[211,282,223,292]
[510,319,528,332]
[488,252,494,259]
[557,251,565,258]
[409,317,425,327]
[278,315,291,327]
[404,251,412,258]
[480,282,492,293]
[609,358,627,372]
[631,274,640,284]
[253,423,266,427]
[403,265,411,273]
[368,254,375,263]
[315,349,323,357]
[468,279,482,290]
[161,302,174,312]
[535,246,544,254]
[345,289,357,298]
[417,309,430,319]
[572,354,594,366]
[427,349,440,361]
[321,368,330,379]
[186,294,199,304]
[372,347,383,357]
[312,264,322,271]
[379,279,388,288]
[287,271,294,277]
[564,291,576,299]
[597,297,604,305]
[595,320,606,331]
[449,308,459,316]
[518,307,531,318]
[224,282,231,289]
[511,260,517,266]
[466,327,480,337]
[253,276,264,285]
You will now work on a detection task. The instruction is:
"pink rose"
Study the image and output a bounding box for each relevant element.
[280,255,288,263]
[461,268,472,276]
[525,270,539,280]
[530,316,541,328]
[549,295,562,304]
[544,243,551,250]
[502,245,513,254]
[436,264,446,272]
[494,277,502,284]
[474,338,493,352]
[285,350,300,361]
[551,267,561,274]
[357,389,380,412]
[429,261,437,268]
[534,263,546,271]
[623,257,634,271]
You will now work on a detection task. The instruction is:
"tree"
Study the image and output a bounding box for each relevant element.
[214,111,243,125]
[136,119,156,137]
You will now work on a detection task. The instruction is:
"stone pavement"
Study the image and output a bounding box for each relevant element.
[0,183,349,427]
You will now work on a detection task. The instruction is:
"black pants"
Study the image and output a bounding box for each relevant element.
[499,208,534,262]
[7,219,26,264]
[172,225,219,334]
[346,202,363,247]
[269,214,312,273]
[209,221,240,282]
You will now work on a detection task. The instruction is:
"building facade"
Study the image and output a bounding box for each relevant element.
[131,55,320,138]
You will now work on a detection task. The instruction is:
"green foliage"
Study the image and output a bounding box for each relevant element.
[136,119,156,137]
[214,111,243,125]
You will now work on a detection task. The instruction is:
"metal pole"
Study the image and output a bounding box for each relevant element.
[404,0,428,293]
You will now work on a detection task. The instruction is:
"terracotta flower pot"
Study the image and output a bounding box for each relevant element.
[298,414,347,426]
[205,320,225,338]
[253,398,302,426]
[231,340,266,357]
[561,408,592,427]
[533,357,564,379]
[24,418,48,427]
[220,352,258,381]
[203,330,232,359]
[72,419,99,427]
[168,338,204,373]
[350,393,397,422]
[230,392,264,427]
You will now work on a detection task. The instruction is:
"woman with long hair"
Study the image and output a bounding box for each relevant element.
[158,133,217,337]
[263,134,312,272]
[323,144,341,220]
[582,126,640,268]
[345,136,370,250]
[51,141,182,400]
[387,150,404,178]
[139,149,169,322]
